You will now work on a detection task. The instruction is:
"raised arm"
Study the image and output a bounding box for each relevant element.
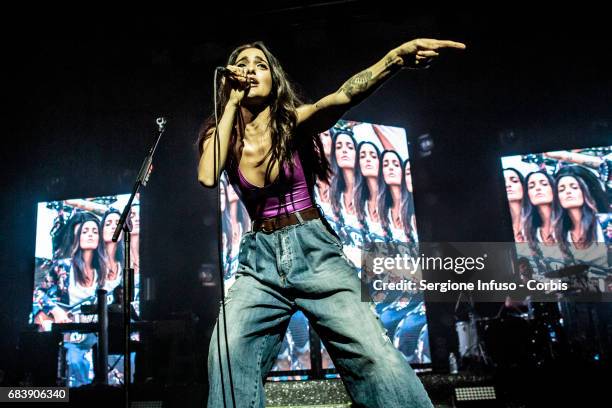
[296,38,466,135]
[198,66,250,188]
[544,150,604,169]
[63,199,107,217]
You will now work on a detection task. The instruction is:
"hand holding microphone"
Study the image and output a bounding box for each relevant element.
[217,65,251,86]
[217,65,251,105]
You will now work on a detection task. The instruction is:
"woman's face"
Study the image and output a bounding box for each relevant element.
[102,213,120,243]
[220,182,227,212]
[334,134,355,169]
[557,176,584,209]
[504,170,523,202]
[130,207,140,235]
[359,143,379,178]
[234,47,273,104]
[320,130,332,158]
[527,172,553,206]
[404,161,413,193]
[79,220,99,250]
[382,152,402,186]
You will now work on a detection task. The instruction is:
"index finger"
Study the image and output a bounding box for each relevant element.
[435,40,466,50]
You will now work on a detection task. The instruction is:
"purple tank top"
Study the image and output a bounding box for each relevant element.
[227,150,314,220]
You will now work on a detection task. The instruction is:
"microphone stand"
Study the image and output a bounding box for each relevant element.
[112,117,166,408]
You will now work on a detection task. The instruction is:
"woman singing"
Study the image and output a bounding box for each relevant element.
[197,38,465,408]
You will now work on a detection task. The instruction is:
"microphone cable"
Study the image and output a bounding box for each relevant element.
[213,67,237,408]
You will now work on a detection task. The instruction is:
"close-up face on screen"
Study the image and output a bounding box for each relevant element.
[31,194,140,387]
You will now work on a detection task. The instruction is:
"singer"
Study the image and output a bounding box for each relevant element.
[197,39,465,408]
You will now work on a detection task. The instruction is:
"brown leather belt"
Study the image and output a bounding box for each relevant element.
[251,206,321,233]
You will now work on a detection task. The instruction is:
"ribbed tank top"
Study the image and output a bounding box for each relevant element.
[226,150,314,220]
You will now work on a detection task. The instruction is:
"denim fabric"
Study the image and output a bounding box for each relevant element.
[64,333,97,387]
[207,217,433,408]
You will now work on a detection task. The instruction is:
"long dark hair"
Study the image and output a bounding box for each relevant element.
[56,211,89,259]
[377,150,403,241]
[219,176,233,264]
[556,165,609,212]
[504,167,525,201]
[196,41,330,196]
[354,141,382,236]
[329,130,359,224]
[401,159,416,243]
[71,218,107,289]
[101,208,124,265]
[553,173,600,256]
[521,170,556,251]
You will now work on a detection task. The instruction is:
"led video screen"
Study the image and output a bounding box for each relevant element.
[501,146,611,294]
[31,194,140,386]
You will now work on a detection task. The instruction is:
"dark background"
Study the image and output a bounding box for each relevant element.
[2,4,611,385]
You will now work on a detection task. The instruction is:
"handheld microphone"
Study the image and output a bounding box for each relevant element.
[216,66,232,76]
[216,66,254,88]
[156,117,167,132]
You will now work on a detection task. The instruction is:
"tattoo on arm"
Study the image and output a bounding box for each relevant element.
[338,70,373,98]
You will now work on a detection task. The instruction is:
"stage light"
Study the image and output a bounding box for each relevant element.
[417,133,434,157]
[453,385,499,407]
[199,263,216,287]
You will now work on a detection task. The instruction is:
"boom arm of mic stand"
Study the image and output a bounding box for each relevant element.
[109,118,166,407]
[112,123,165,243]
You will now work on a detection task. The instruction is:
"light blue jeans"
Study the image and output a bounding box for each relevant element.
[207,216,433,408]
